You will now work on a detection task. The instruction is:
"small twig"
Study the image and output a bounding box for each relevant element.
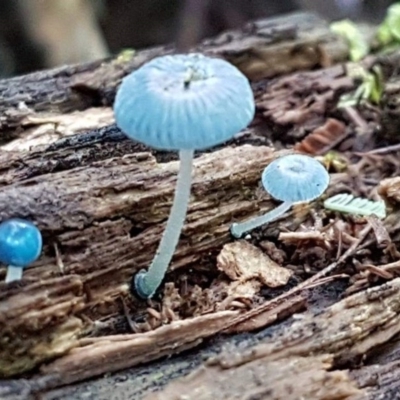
[342,106,369,131]
[336,229,343,261]
[356,143,400,156]
[380,259,400,272]
[363,264,394,280]
[53,242,64,274]
[278,231,325,242]
[301,273,349,290]
[366,215,391,248]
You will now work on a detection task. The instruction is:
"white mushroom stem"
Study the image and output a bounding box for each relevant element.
[230,201,294,239]
[5,265,23,283]
[134,149,194,298]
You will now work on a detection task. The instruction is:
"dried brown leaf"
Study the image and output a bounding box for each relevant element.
[217,240,293,288]
[294,118,347,155]
[379,176,400,205]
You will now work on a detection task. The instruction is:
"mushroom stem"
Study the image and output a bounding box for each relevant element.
[5,265,23,283]
[134,149,194,298]
[230,201,294,239]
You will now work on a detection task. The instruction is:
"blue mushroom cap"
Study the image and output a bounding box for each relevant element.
[261,154,330,203]
[0,219,42,267]
[113,53,255,150]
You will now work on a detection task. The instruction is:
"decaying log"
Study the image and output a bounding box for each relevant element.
[0,144,282,377]
[39,311,239,389]
[40,276,400,399]
[148,354,360,400]
[0,12,348,137]
[0,10,357,382]
[2,8,400,400]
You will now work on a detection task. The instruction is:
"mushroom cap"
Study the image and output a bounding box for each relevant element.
[113,53,255,150]
[0,219,42,267]
[261,154,330,203]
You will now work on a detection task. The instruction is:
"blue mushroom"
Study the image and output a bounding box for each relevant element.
[230,154,330,238]
[0,218,43,283]
[114,53,255,298]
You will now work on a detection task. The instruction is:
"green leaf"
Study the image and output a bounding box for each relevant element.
[115,49,136,63]
[330,19,369,62]
[337,65,384,107]
[375,3,400,48]
[386,3,400,40]
[377,21,393,46]
[323,193,386,219]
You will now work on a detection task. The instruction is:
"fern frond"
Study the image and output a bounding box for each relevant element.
[323,193,386,219]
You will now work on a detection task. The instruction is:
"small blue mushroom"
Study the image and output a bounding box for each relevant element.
[0,219,43,283]
[230,154,330,238]
[114,53,255,298]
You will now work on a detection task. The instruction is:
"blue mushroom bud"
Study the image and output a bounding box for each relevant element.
[230,154,330,238]
[0,218,43,283]
[114,53,255,298]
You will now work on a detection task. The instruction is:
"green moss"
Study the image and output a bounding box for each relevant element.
[115,49,136,64]
[330,19,369,62]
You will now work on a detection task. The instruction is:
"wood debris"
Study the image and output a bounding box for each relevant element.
[38,311,239,389]
[378,176,400,205]
[256,65,354,136]
[216,240,293,288]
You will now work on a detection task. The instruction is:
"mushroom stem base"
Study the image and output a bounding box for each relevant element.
[230,201,293,238]
[5,265,23,283]
[133,149,194,299]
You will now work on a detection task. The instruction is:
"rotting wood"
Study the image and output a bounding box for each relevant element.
[0,59,357,154]
[0,12,361,379]
[0,276,84,377]
[350,359,400,400]
[35,311,239,390]
[256,65,354,136]
[1,9,400,400]
[0,144,284,377]
[1,107,115,152]
[145,278,400,399]
[0,12,349,138]
[148,354,360,400]
[223,293,306,334]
